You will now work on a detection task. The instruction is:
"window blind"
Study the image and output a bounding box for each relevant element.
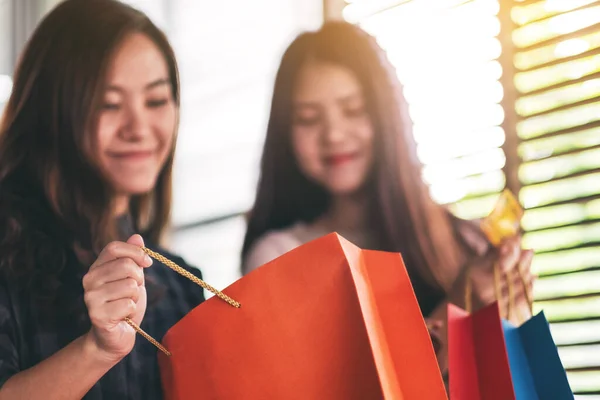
[343,0,600,394]
[346,0,507,220]
[512,0,600,395]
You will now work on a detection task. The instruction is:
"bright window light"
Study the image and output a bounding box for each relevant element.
[347,0,504,214]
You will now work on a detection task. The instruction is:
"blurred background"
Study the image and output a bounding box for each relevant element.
[1,0,599,396]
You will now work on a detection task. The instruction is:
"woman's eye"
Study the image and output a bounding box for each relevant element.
[101,103,121,111]
[147,99,168,108]
[293,110,321,126]
[294,117,321,126]
[345,106,366,118]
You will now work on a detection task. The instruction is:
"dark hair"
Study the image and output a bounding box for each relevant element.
[0,0,179,310]
[242,21,465,295]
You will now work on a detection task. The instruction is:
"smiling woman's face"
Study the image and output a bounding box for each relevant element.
[291,61,374,196]
[95,32,176,199]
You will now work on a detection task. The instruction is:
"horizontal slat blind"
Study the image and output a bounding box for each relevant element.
[346,0,599,393]
[513,0,600,395]
[346,0,507,220]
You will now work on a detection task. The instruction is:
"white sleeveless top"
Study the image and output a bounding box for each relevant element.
[243,218,488,275]
[243,222,379,274]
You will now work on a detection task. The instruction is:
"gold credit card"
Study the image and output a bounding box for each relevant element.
[480,189,524,247]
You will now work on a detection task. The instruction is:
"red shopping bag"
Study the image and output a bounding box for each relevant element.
[448,302,516,400]
[149,233,446,400]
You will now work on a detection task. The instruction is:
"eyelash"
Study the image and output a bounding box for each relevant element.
[101,99,169,111]
[294,107,365,126]
[295,116,320,126]
[147,99,169,108]
[102,103,120,111]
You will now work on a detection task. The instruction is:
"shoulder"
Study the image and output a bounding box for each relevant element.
[243,224,306,274]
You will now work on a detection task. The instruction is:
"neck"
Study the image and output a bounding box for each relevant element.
[320,192,370,233]
[114,195,130,217]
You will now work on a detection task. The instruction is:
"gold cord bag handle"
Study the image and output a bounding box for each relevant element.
[124,247,241,356]
[464,260,532,322]
[466,189,532,321]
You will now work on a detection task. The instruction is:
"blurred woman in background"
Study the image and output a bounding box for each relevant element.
[242,21,534,373]
[0,1,204,398]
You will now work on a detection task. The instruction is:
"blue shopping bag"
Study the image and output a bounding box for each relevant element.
[502,311,574,400]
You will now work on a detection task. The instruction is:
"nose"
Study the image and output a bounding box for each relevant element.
[323,111,347,144]
[121,102,150,141]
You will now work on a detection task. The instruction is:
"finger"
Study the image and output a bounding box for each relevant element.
[99,278,142,303]
[513,270,535,309]
[90,236,152,270]
[499,242,521,273]
[498,268,531,291]
[500,234,522,249]
[510,273,534,295]
[83,258,145,291]
[518,249,534,273]
[84,278,141,310]
[127,234,145,248]
[104,298,138,325]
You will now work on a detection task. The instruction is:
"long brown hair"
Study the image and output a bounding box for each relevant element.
[0,0,178,304]
[242,22,464,299]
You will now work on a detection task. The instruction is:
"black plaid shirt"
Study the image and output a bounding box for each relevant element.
[0,243,205,399]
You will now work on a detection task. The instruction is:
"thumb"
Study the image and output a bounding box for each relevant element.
[127,234,145,248]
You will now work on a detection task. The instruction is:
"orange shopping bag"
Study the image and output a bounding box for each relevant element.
[146,233,446,400]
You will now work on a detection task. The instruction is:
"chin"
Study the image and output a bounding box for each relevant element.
[127,187,155,195]
[327,184,364,196]
[114,180,158,196]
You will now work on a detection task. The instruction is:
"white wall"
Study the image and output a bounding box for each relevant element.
[0,0,64,112]
[0,0,11,76]
[126,0,324,291]
[0,0,12,111]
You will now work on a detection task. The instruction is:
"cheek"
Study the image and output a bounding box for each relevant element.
[94,114,121,169]
[358,116,374,144]
[357,120,375,161]
[156,107,177,150]
[292,128,322,173]
[95,113,120,150]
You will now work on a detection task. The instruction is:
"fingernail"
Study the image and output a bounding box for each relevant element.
[144,254,152,266]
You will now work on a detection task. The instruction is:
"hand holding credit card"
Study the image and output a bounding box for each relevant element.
[480,189,524,247]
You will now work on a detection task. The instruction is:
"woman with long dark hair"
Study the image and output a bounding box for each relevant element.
[0,1,204,398]
[242,21,534,372]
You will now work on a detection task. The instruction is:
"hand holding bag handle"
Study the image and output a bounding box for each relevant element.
[124,247,241,356]
[464,259,532,323]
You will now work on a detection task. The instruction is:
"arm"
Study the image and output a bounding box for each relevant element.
[0,334,118,400]
[427,236,535,377]
[0,235,153,400]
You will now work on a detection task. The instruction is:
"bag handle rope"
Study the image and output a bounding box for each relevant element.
[123,247,241,356]
[464,259,532,323]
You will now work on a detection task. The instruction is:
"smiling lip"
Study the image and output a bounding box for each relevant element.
[324,153,358,166]
[108,150,154,161]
